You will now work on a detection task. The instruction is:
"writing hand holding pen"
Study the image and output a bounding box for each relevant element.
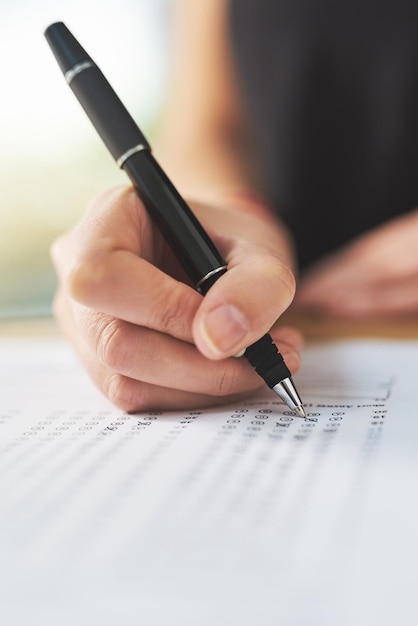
[52,187,303,411]
[46,21,304,412]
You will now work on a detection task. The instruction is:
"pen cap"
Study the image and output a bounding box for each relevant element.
[44,22,150,162]
[45,22,93,74]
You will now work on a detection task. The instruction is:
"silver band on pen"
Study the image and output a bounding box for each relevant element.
[65,61,93,84]
[195,266,228,291]
[116,144,148,168]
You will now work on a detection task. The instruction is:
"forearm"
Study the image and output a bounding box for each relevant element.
[153,0,262,205]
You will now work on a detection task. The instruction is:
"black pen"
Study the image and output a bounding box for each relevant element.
[44,22,306,417]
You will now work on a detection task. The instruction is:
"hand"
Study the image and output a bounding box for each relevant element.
[294,209,418,317]
[51,185,302,411]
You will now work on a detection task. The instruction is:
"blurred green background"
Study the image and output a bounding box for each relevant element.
[0,0,167,317]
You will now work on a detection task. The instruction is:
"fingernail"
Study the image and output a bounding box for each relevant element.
[200,304,249,357]
[234,349,246,358]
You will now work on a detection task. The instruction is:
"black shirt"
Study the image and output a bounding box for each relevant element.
[229,0,418,269]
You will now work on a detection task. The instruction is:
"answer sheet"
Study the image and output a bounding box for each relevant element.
[0,337,417,625]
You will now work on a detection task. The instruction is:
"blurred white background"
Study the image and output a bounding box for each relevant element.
[0,0,168,317]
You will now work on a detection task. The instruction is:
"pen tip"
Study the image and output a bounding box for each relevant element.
[272,378,306,418]
[295,405,307,419]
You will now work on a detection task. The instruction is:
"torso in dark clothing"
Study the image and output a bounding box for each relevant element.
[229,0,418,269]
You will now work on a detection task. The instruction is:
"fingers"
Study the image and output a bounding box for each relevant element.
[54,289,302,411]
[294,208,418,317]
[193,244,296,359]
[68,246,201,344]
[52,186,202,344]
[298,274,418,317]
[52,186,301,410]
[54,187,297,359]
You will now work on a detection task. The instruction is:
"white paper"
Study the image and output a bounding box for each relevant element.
[0,337,417,625]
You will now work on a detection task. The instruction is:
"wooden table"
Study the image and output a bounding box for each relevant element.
[281,311,418,341]
[1,313,417,341]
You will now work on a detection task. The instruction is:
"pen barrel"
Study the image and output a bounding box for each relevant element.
[45,22,149,160]
[123,150,227,288]
[68,66,150,162]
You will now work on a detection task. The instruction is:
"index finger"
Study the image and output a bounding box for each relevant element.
[52,185,202,343]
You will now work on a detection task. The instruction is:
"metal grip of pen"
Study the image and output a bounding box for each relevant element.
[245,334,291,388]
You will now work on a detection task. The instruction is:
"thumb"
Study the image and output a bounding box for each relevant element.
[192,251,295,359]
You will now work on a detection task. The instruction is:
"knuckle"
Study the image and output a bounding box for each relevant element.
[158,302,181,335]
[211,361,239,397]
[95,318,128,372]
[105,373,139,412]
[105,374,153,413]
[157,284,195,337]
[252,254,296,307]
[276,260,296,302]
[67,262,95,303]
[67,249,109,304]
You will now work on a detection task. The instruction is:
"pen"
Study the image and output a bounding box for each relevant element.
[44,22,306,418]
